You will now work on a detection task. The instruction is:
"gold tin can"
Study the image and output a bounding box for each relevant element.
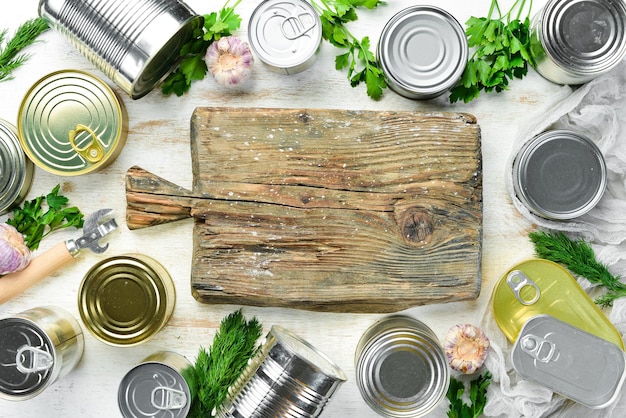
[78,254,175,347]
[0,306,84,401]
[0,119,34,215]
[17,70,128,176]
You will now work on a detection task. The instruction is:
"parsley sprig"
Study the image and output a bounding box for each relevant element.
[447,371,492,418]
[450,0,534,103]
[161,0,242,96]
[311,0,387,100]
[0,17,48,82]
[7,184,84,251]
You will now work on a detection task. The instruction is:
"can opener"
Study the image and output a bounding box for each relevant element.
[0,208,117,304]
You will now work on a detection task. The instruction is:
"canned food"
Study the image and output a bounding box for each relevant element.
[118,351,196,418]
[512,129,607,220]
[217,326,347,418]
[78,254,175,347]
[0,306,84,401]
[530,0,626,85]
[18,70,128,176]
[248,0,322,74]
[39,0,203,99]
[512,315,626,408]
[355,316,449,418]
[0,119,33,215]
[377,6,468,99]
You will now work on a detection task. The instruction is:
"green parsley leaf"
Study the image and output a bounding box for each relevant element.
[446,371,492,418]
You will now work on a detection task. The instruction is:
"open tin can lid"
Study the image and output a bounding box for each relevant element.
[0,120,33,214]
[18,70,127,176]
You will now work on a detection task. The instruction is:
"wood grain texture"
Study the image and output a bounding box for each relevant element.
[126,107,483,312]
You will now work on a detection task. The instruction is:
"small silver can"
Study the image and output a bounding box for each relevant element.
[530,0,626,85]
[512,314,626,408]
[0,306,84,401]
[512,129,607,220]
[248,0,322,74]
[118,351,196,418]
[355,315,449,418]
[0,119,33,215]
[377,6,468,99]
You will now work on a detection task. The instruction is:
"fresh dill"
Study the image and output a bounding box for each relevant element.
[0,17,49,82]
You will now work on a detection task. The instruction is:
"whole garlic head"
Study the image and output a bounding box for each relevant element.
[0,223,31,275]
[444,323,490,374]
[207,36,254,87]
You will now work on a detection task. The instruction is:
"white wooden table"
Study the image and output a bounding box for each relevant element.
[0,1,565,417]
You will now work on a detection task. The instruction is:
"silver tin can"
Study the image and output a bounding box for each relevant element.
[512,314,626,408]
[248,0,322,74]
[512,129,607,220]
[377,6,468,99]
[118,351,196,418]
[216,326,347,418]
[0,119,33,215]
[39,0,203,99]
[530,0,626,85]
[355,316,449,418]
[0,306,84,401]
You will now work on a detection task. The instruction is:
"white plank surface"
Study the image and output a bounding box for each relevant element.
[0,1,565,417]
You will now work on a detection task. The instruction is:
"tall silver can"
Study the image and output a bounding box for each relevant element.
[39,0,203,99]
[530,0,626,84]
[0,306,84,401]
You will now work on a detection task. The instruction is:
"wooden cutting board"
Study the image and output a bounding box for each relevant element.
[125,107,483,313]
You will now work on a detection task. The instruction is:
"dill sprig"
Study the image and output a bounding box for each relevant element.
[529,230,626,307]
[188,309,263,418]
[0,17,49,82]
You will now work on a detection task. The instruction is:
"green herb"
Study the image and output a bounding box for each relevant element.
[6,184,84,251]
[449,0,534,103]
[446,371,492,418]
[0,17,48,82]
[530,230,626,307]
[311,0,387,100]
[161,0,241,96]
[189,309,263,417]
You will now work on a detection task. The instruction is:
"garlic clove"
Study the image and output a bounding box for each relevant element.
[0,223,31,275]
[444,323,490,374]
[207,36,253,87]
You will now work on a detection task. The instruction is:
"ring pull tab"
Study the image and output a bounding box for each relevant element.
[520,334,559,363]
[151,386,187,410]
[281,12,316,40]
[507,270,540,305]
[15,346,54,373]
[68,124,105,164]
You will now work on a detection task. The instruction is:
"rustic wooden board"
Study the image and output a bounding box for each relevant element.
[125,107,483,313]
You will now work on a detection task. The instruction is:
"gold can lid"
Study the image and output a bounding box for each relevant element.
[78,254,175,347]
[17,70,126,176]
[0,119,33,214]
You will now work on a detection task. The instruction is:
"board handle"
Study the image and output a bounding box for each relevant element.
[125,166,196,230]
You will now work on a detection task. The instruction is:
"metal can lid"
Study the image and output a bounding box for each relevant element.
[378,6,468,99]
[118,361,192,417]
[0,317,54,400]
[541,0,626,75]
[248,0,322,73]
[513,129,607,220]
[18,70,127,176]
[78,254,175,347]
[512,314,626,409]
[0,120,33,215]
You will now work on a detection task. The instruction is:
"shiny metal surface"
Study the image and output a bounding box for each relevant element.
[0,119,33,215]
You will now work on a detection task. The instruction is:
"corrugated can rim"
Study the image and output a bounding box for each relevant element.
[0,119,34,215]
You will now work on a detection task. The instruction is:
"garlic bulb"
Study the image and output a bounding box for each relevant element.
[0,223,31,275]
[444,324,490,374]
[207,36,253,87]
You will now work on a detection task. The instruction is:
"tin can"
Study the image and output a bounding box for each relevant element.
[0,306,84,401]
[530,0,626,85]
[118,351,196,418]
[512,129,607,220]
[377,6,468,100]
[78,254,175,347]
[39,0,203,99]
[18,70,128,176]
[512,314,626,408]
[216,325,347,418]
[355,316,449,418]
[248,0,322,74]
[0,119,33,215]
